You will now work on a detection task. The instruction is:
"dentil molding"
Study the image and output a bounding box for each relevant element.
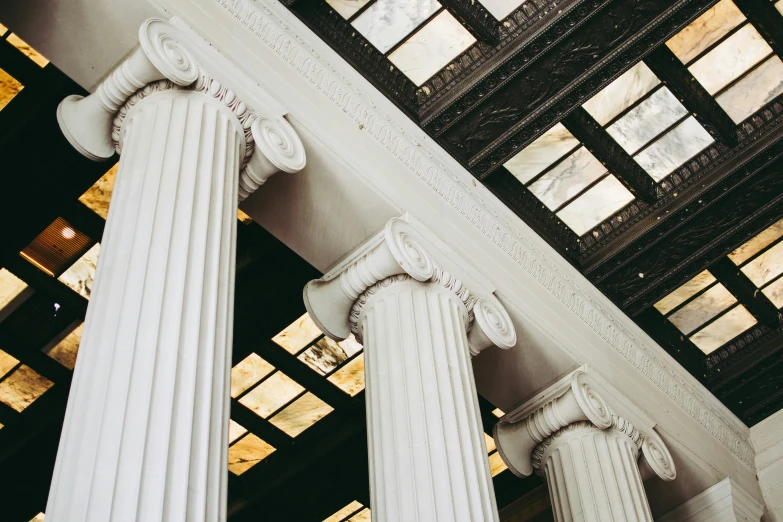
[57,17,306,201]
[213,0,754,467]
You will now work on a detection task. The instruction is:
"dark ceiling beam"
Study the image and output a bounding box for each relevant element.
[483,168,581,265]
[644,45,738,148]
[709,257,781,328]
[635,308,707,381]
[562,108,660,204]
[428,0,721,178]
[230,399,293,450]
[733,0,783,58]
[441,0,501,46]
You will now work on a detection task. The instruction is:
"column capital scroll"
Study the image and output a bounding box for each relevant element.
[303,216,517,357]
[57,17,306,201]
[495,369,676,482]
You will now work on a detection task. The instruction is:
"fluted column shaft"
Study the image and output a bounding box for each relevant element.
[358,275,498,522]
[540,422,653,522]
[47,89,241,522]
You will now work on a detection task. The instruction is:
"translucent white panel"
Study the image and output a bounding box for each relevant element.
[79,163,117,220]
[353,0,441,53]
[480,0,526,20]
[777,0,783,15]
[654,270,717,315]
[729,218,783,265]
[0,364,54,411]
[741,240,783,287]
[504,123,579,184]
[668,283,737,334]
[557,175,634,236]
[0,268,27,311]
[0,349,19,377]
[238,371,304,418]
[7,34,49,67]
[44,322,83,369]
[492,407,504,418]
[327,353,366,396]
[0,67,23,112]
[583,62,660,125]
[227,433,275,475]
[606,88,687,154]
[269,392,334,437]
[324,501,364,522]
[298,334,363,375]
[690,305,757,354]
[231,353,275,398]
[228,419,247,444]
[763,276,783,308]
[58,243,100,299]
[634,117,714,182]
[717,56,783,123]
[389,11,476,86]
[666,0,745,64]
[272,313,322,354]
[689,24,772,94]
[489,451,507,476]
[326,0,372,19]
[528,148,607,210]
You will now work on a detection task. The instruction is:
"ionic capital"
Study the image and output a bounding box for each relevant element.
[494,369,676,481]
[57,18,305,201]
[303,217,516,357]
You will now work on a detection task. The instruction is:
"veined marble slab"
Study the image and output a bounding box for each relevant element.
[607,87,687,154]
[228,419,247,444]
[717,56,783,123]
[634,116,714,182]
[327,353,365,396]
[730,218,783,265]
[690,305,757,354]
[557,175,634,236]
[777,0,783,15]
[583,62,660,126]
[298,335,362,375]
[388,10,475,86]
[529,147,607,210]
[689,24,772,95]
[353,0,441,53]
[654,270,717,315]
[0,364,53,412]
[763,276,783,309]
[668,283,736,335]
[741,240,783,287]
[227,433,275,475]
[269,392,333,437]
[0,66,23,111]
[238,371,304,418]
[326,0,373,19]
[230,353,275,398]
[667,0,745,65]
[0,348,18,377]
[480,0,527,21]
[504,123,579,184]
[58,243,100,299]
[272,312,322,354]
[78,163,117,220]
[0,268,26,311]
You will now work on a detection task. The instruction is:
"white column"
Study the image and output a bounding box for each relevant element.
[46,18,305,522]
[304,217,517,522]
[494,370,677,522]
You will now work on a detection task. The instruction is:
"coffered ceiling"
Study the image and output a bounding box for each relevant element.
[286,0,783,426]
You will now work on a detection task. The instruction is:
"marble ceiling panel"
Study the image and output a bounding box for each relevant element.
[504,123,579,184]
[690,305,757,354]
[717,56,783,124]
[634,116,714,182]
[654,270,717,315]
[606,88,687,154]
[666,0,745,64]
[352,0,441,53]
[557,175,634,236]
[528,148,607,210]
[583,62,660,126]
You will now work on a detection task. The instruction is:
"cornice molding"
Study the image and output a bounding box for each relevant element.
[214,0,754,467]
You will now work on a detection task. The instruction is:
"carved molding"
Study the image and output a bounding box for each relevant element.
[304,217,516,357]
[215,0,755,467]
[57,17,306,202]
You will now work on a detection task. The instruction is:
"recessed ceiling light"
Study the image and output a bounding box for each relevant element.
[61,227,76,239]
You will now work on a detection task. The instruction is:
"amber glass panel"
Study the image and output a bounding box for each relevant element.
[0,364,54,411]
[269,392,334,437]
[227,433,275,475]
[7,33,49,67]
[79,163,118,220]
[327,353,365,396]
[58,243,101,299]
[230,353,275,398]
[238,371,304,418]
[272,313,323,354]
[0,67,22,111]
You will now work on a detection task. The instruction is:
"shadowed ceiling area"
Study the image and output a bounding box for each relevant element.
[286,0,783,427]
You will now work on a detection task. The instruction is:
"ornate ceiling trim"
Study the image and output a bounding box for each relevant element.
[215,0,754,467]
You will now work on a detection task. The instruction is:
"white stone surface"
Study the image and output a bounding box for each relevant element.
[656,478,763,522]
[752,410,783,521]
[304,217,516,521]
[153,0,763,512]
[47,18,305,521]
